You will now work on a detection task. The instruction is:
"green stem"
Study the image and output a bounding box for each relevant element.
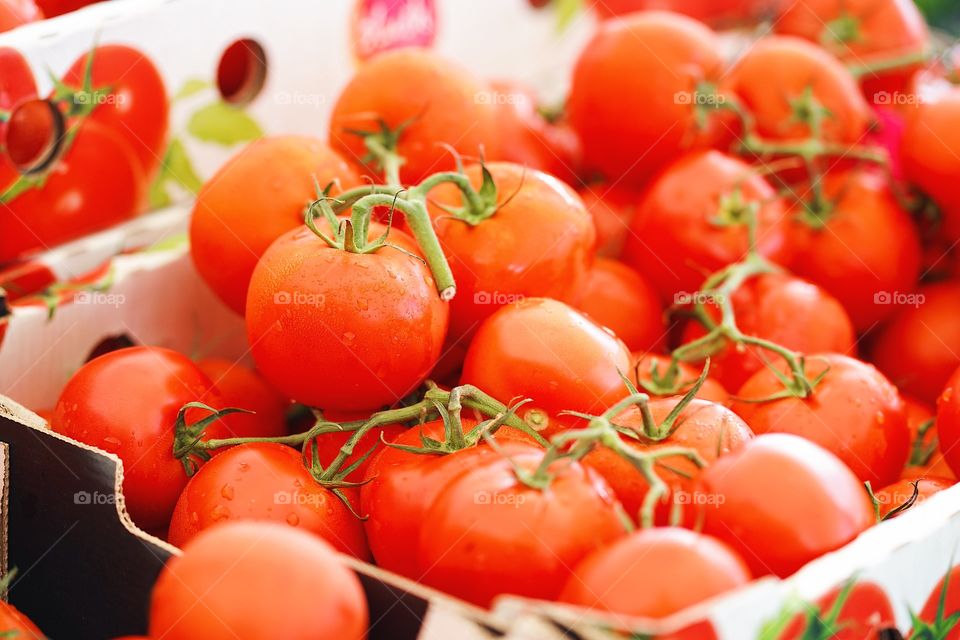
[847,48,932,79]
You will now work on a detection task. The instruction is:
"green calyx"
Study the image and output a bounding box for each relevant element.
[341,116,416,187]
[909,418,939,468]
[822,13,862,49]
[171,402,255,476]
[909,560,960,640]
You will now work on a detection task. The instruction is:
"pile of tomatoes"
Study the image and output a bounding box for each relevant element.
[6,0,960,638]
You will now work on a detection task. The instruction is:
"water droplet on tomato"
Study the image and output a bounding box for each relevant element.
[944,387,954,402]
[210,504,230,521]
[190,511,199,524]
[876,411,885,425]
[356,298,369,311]
[342,332,356,346]
[238,462,250,472]
[221,483,235,500]
[286,512,300,526]
[293,479,303,488]
[103,436,121,448]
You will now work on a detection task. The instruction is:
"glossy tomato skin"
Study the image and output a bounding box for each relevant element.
[780,582,895,640]
[937,366,960,479]
[787,169,922,330]
[698,434,874,577]
[583,398,752,525]
[876,477,955,519]
[733,354,909,487]
[567,12,725,185]
[0,47,36,134]
[246,223,449,412]
[52,347,231,531]
[417,450,626,607]
[150,522,367,640]
[0,601,44,639]
[916,566,960,640]
[329,48,499,185]
[572,258,665,353]
[167,443,369,559]
[461,298,633,433]
[427,162,596,342]
[0,0,42,32]
[578,184,641,258]
[1,120,146,262]
[681,273,856,391]
[190,135,361,315]
[559,528,750,621]
[872,282,960,405]
[196,358,289,440]
[622,151,792,301]
[633,353,731,405]
[62,45,168,179]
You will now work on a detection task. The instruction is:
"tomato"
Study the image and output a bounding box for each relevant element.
[779,582,896,640]
[1,120,146,262]
[329,48,499,185]
[149,522,367,640]
[246,221,448,412]
[167,442,369,558]
[902,90,960,242]
[426,162,595,343]
[937,366,960,479]
[567,12,725,185]
[633,353,731,405]
[417,449,625,607]
[461,298,632,434]
[872,282,960,405]
[775,0,929,99]
[913,566,960,640]
[724,36,873,144]
[61,45,168,180]
[309,410,406,482]
[787,168,922,330]
[51,346,232,531]
[197,358,289,440]
[34,0,100,17]
[577,183,641,258]
[622,150,792,301]
[0,48,36,136]
[698,433,874,577]
[681,273,855,392]
[559,528,750,621]
[360,418,540,577]
[571,258,664,353]
[0,600,44,639]
[582,397,753,525]
[876,477,955,519]
[0,0,42,32]
[189,135,361,315]
[902,395,954,480]
[733,354,909,487]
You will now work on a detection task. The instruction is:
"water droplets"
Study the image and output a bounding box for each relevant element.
[220,483,235,500]
[286,512,300,526]
[210,504,230,521]
[342,331,356,346]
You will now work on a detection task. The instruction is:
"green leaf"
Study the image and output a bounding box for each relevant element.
[145,233,188,253]
[174,78,212,101]
[187,102,263,146]
[554,0,582,33]
[164,138,203,194]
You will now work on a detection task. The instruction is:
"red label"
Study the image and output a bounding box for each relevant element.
[351,0,437,62]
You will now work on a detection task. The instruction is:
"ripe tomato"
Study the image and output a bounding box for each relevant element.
[559,528,750,621]
[876,477,955,519]
[0,46,36,191]
[681,273,855,392]
[417,449,625,607]
[197,358,288,440]
[51,347,232,531]
[567,12,725,185]
[779,582,895,640]
[582,397,753,525]
[733,353,909,487]
[622,150,792,301]
[168,442,369,558]
[571,258,664,353]
[913,566,960,640]
[633,353,731,405]
[461,298,632,434]
[872,282,960,405]
[902,395,954,480]
[787,168,922,330]
[937,366,960,478]
[189,135,361,315]
[0,0,42,32]
[329,48,499,185]
[61,45,168,180]
[0,600,44,639]
[698,433,874,577]
[246,222,449,412]
[426,162,595,343]
[577,183,641,258]
[361,418,540,577]
[150,522,367,640]
[724,36,872,144]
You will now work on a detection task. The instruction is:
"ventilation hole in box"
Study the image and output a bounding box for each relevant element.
[216,38,268,105]
[5,98,65,175]
[85,334,137,362]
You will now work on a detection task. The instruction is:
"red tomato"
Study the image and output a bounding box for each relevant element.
[189,135,361,315]
[567,12,725,185]
[577,183,641,258]
[0,48,35,133]
[681,273,855,392]
[876,477,955,519]
[61,45,168,180]
[246,222,449,412]
[51,347,232,531]
[787,168,922,330]
[582,397,753,525]
[34,0,100,17]
[417,449,625,607]
[733,354,910,487]
[461,298,633,434]
[780,582,896,640]
[427,162,595,343]
[559,528,750,621]
[724,35,873,144]
[698,433,874,577]
[197,358,288,440]
[937,366,960,479]
[150,522,367,640]
[168,442,369,559]
[0,0,42,32]
[329,48,499,185]
[633,353,731,405]
[913,566,960,640]
[622,150,792,301]
[872,282,960,405]
[0,600,44,639]
[902,395,954,480]
[571,258,665,352]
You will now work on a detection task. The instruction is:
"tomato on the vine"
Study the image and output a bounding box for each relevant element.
[777,581,896,640]
[936,365,960,479]
[875,477,955,519]
[633,353,731,405]
[197,358,289,440]
[902,395,955,481]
